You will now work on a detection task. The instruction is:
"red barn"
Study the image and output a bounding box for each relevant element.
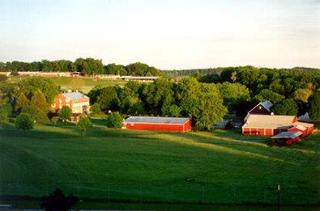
[123,116,192,133]
[244,101,273,121]
[249,101,273,115]
[242,114,297,136]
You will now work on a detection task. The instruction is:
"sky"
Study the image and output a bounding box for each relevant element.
[0,0,319,69]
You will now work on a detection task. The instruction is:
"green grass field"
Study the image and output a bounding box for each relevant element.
[0,123,319,206]
[7,76,127,93]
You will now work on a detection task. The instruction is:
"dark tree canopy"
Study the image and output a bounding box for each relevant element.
[309,91,320,121]
[273,99,298,116]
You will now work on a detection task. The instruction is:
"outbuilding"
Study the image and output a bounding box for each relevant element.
[271,131,303,145]
[123,116,192,132]
[289,122,315,137]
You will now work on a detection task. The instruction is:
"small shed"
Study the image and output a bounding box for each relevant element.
[271,131,303,145]
[123,116,192,133]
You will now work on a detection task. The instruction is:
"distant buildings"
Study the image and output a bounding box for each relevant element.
[123,116,192,133]
[3,71,159,81]
[51,91,90,114]
[242,101,315,145]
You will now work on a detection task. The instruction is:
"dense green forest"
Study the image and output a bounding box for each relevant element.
[0,58,162,76]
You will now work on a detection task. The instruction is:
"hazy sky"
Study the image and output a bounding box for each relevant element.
[0,0,319,69]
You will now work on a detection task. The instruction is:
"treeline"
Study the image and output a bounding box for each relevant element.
[0,77,60,125]
[0,58,163,76]
[166,66,320,77]
[199,66,320,119]
[88,78,230,130]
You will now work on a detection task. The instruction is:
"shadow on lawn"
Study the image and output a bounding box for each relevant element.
[160,131,312,165]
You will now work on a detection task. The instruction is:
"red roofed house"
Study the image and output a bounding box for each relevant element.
[51,91,90,114]
[123,116,192,133]
[242,114,297,136]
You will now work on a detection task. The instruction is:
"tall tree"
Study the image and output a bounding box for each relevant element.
[195,84,227,130]
[142,78,174,114]
[15,93,29,112]
[30,89,48,113]
[309,91,320,121]
[18,77,59,103]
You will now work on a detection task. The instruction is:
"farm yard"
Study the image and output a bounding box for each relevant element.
[0,122,319,207]
[1,65,320,209]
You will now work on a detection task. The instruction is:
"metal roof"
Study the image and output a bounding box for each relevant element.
[63,92,89,100]
[271,131,302,139]
[124,116,190,124]
[260,100,273,112]
[242,114,296,129]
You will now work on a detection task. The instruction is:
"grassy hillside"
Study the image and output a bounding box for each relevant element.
[7,76,127,93]
[0,123,319,205]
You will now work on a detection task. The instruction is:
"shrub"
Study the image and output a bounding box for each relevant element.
[15,113,34,133]
[77,116,92,136]
[106,113,123,128]
[89,103,101,114]
[41,188,78,211]
[51,116,60,126]
[21,105,49,124]
[59,106,72,123]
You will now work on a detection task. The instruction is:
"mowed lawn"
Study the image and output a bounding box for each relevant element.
[7,76,127,93]
[0,124,319,205]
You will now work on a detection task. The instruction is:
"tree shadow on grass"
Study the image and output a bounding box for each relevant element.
[159,131,316,166]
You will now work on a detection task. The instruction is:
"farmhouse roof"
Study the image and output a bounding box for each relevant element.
[63,92,89,100]
[271,131,302,139]
[124,116,190,125]
[242,114,296,129]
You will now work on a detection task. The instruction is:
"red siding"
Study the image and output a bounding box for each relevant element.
[249,106,271,115]
[288,127,306,137]
[242,128,275,136]
[124,119,192,133]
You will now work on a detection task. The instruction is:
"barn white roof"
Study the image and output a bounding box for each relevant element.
[124,116,190,124]
[242,114,296,129]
